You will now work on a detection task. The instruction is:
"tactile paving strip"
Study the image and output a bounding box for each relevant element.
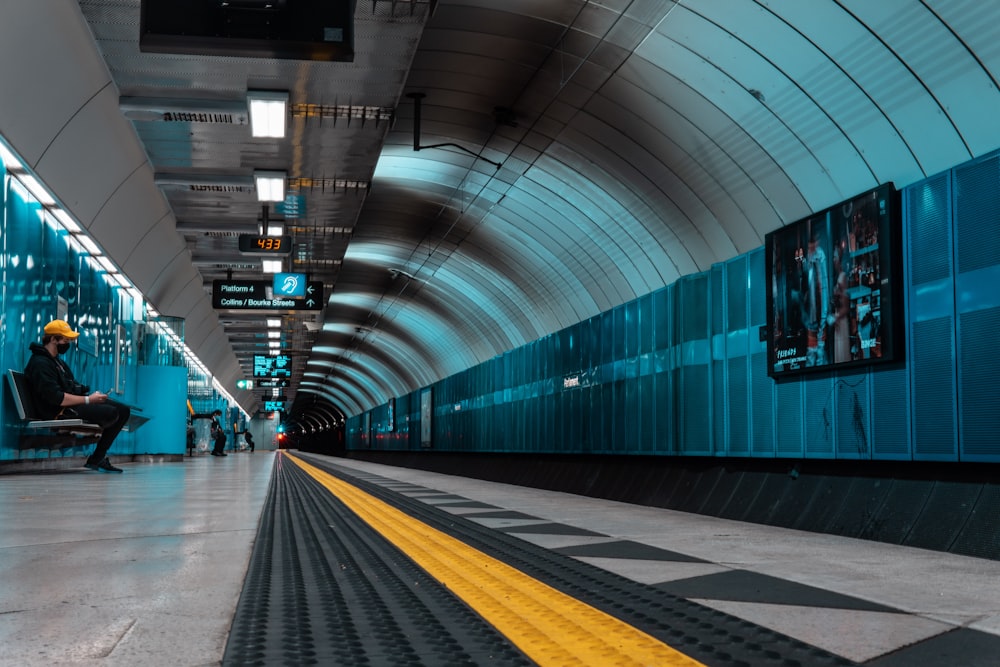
[222,454,533,666]
[299,454,858,667]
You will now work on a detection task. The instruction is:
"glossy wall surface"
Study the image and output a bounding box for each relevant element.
[1,169,136,459]
[348,150,1000,463]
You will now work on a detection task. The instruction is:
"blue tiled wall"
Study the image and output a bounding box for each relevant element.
[0,167,205,460]
[348,150,1000,463]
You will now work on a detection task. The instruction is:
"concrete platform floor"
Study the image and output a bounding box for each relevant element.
[0,452,273,666]
[3,451,1000,666]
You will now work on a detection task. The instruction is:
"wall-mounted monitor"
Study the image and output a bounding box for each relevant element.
[766,183,902,378]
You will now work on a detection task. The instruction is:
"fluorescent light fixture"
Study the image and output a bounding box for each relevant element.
[268,341,281,349]
[267,330,281,339]
[65,235,87,255]
[0,142,21,169]
[19,174,56,205]
[247,90,288,138]
[51,208,82,233]
[75,234,102,255]
[111,273,131,288]
[262,259,282,273]
[254,170,286,202]
[267,318,281,328]
[95,255,118,273]
[266,224,284,236]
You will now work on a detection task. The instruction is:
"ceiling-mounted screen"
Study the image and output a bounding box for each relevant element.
[253,354,291,378]
[766,183,902,378]
[140,0,354,62]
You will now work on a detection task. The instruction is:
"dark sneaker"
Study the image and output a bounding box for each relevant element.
[86,457,123,473]
[99,458,123,473]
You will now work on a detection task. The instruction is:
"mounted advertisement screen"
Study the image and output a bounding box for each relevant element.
[766,183,902,378]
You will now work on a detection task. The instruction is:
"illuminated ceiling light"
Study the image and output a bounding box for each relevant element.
[75,234,102,255]
[19,174,56,205]
[267,330,281,339]
[267,318,281,328]
[0,142,21,170]
[254,170,286,202]
[51,208,82,233]
[95,255,118,273]
[266,224,284,236]
[65,235,87,255]
[262,259,282,273]
[268,340,281,349]
[247,91,288,138]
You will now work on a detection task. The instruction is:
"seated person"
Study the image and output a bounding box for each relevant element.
[24,319,131,473]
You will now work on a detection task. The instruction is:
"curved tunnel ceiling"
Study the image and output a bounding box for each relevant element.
[5,2,999,430]
[310,0,1000,419]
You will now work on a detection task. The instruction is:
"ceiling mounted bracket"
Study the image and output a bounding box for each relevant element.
[407,92,502,170]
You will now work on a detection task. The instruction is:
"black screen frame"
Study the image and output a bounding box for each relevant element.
[139,0,355,62]
[252,354,292,378]
[765,183,903,378]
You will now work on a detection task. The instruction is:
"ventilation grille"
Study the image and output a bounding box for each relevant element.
[908,175,951,285]
[162,112,238,124]
[190,185,254,193]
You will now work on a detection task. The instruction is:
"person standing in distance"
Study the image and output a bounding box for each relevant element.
[210,409,228,456]
[24,319,131,473]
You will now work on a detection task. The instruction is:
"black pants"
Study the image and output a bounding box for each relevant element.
[74,400,131,464]
[213,433,227,454]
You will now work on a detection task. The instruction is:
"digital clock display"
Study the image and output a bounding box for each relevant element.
[238,234,292,254]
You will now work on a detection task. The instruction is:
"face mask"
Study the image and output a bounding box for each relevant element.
[56,342,71,355]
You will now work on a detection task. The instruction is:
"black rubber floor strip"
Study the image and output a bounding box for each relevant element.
[223,454,533,666]
[297,454,858,667]
[225,453,860,666]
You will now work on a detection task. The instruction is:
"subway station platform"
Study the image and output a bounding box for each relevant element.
[2,451,999,666]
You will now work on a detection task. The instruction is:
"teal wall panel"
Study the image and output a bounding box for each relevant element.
[1,167,198,461]
[347,149,1000,464]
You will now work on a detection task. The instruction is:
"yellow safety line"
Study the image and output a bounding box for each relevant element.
[286,453,706,667]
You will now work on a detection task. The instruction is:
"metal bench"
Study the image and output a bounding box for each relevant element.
[5,369,103,449]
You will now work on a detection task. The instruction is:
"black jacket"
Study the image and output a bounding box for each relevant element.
[24,342,89,419]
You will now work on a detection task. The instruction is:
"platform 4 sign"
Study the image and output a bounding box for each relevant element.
[212,280,324,310]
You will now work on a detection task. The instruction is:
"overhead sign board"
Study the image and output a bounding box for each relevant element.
[212,279,323,310]
[253,354,292,378]
[274,273,306,297]
[256,378,290,388]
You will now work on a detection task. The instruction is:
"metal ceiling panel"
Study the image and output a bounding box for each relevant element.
[5,0,998,429]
